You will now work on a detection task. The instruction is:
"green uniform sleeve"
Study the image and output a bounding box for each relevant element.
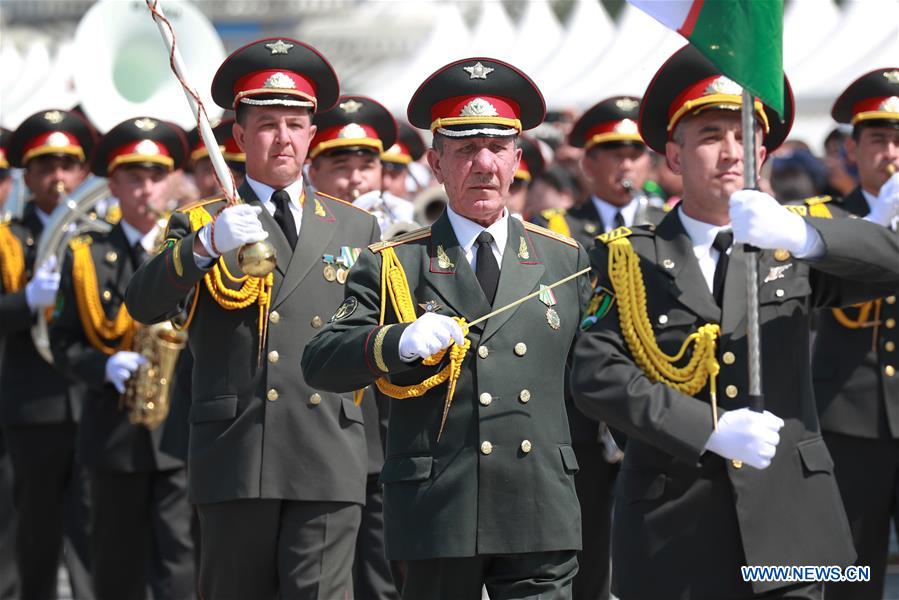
[302,246,417,393]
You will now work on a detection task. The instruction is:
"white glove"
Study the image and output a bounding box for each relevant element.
[729,189,817,256]
[398,312,466,362]
[104,351,147,394]
[25,255,60,311]
[704,408,785,469]
[865,172,899,227]
[200,204,268,256]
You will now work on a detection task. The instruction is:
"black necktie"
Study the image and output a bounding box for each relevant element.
[131,241,148,270]
[475,231,500,305]
[272,189,298,250]
[613,211,626,229]
[711,230,734,307]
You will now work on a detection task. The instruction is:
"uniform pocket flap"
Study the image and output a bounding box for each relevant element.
[559,445,579,473]
[615,470,667,502]
[379,455,433,484]
[797,437,834,474]
[189,395,237,423]
[341,396,365,424]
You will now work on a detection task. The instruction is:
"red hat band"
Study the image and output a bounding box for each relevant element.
[107,139,173,173]
[584,119,643,150]
[22,131,85,165]
[430,94,521,135]
[851,95,899,124]
[234,69,318,110]
[668,75,769,137]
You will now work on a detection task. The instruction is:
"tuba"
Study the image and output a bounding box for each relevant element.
[32,177,113,363]
[71,0,225,134]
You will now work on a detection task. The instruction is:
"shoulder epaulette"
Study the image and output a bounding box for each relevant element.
[597,226,634,244]
[804,195,832,206]
[369,226,432,253]
[68,234,94,250]
[523,220,578,248]
[176,196,226,214]
[540,208,567,219]
[314,190,372,215]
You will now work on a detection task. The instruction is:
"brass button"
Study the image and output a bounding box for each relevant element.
[270,311,281,324]
[658,314,669,325]
[102,290,112,301]
[105,250,118,263]
[514,343,527,356]
[25,236,34,247]
[479,392,492,406]
[478,346,489,359]
[266,388,279,401]
[732,459,743,469]
[267,351,279,364]
[888,296,897,305]
[662,259,675,269]
[725,385,738,399]
[775,289,785,298]
[519,389,531,403]
[886,341,896,352]
[520,440,532,453]
[886,365,896,377]
[722,351,736,365]
[888,318,896,329]
[309,393,322,405]
[311,315,323,328]
[773,249,791,261]
[480,441,493,455]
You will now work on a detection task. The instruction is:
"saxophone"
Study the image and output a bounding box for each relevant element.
[119,218,188,430]
[120,320,187,430]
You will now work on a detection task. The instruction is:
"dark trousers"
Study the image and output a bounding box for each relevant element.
[353,475,400,600]
[5,423,93,600]
[0,431,18,600]
[197,499,361,600]
[571,443,617,600]
[89,467,194,600]
[823,432,899,600]
[402,551,578,600]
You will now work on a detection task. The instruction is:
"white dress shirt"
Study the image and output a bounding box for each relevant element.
[245,175,304,238]
[445,203,508,272]
[678,208,732,294]
[119,218,160,255]
[592,194,639,233]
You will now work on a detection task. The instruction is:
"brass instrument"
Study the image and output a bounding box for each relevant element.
[32,177,113,363]
[121,320,187,430]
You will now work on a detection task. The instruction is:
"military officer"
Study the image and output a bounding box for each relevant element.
[1,109,95,600]
[302,57,591,600]
[309,95,412,233]
[305,94,401,600]
[125,38,380,599]
[532,95,663,248]
[570,45,899,600]
[812,68,899,600]
[535,95,666,600]
[381,121,426,201]
[49,117,195,599]
[186,117,246,199]
[507,133,545,220]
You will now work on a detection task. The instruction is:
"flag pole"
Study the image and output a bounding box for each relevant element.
[742,90,764,413]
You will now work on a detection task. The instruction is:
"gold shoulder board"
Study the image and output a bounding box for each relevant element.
[597,226,633,244]
[522,221,578,248]
[369,226,432,253]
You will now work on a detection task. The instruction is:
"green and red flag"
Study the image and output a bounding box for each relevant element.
[628,0,785,117]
